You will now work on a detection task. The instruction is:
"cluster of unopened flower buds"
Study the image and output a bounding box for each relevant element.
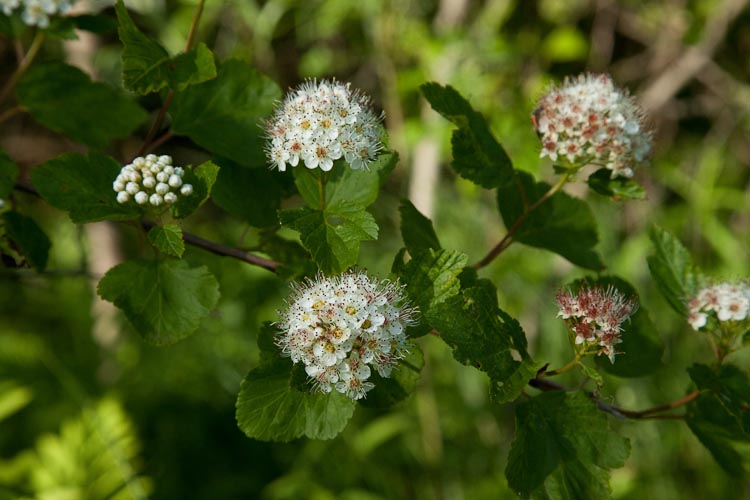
[276,271,417,400]
[0,0,73,28]
[533,73,652,178]
[265,79,383,172]
[556,285,638,363]
[687,281,750,331]
[114,155,193,208]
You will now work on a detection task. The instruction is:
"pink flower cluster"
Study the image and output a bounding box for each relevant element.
[533,73,651,178]
[687,282,750,331]
[556,285,638,363]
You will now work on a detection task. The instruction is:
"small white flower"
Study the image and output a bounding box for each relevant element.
[276,270,418,400]
[164,192,177,204]
[180,184,193,196]
[142,176,156,189]
[155,182,169,195]
[168,174,182,188]
[265,79,384,172]
[116,192,129,204]
[149,193,163,206]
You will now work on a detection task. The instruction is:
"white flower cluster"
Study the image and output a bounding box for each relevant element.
[265,79,383,172]
[533,73,652,178]
[113,155,193,208]
[1,0,73,28]
[556,285,638,363]
[687,282,750,331]
[276,271,417,400]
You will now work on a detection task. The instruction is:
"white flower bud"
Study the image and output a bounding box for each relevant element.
[125,182,139,195]
[142,176,156,189]
[159,155,172,164]
[116,191,130,204]
[163,165,175,176]
[155,182,169,195]
[150,164,161,174]
[156,172,168,183]
[133,158,145,168]
[168,174,183,188]
[146,154,158,163]
[113,181,125,192]
[164,192,177,204]
[149,193,163,206]
[174,167,185,177]
[134,191,149,205]
[180,184,193,196]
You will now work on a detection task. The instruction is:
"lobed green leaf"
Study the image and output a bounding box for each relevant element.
[147,224,185,258]
[171,60,281,167]
[429,275,537,402]
[235,356,356,442]
[587,168,646,200]
[685,363,750,475]
[172,160,219,219]
[647,226,700,317]
[115,0,216,94]
[31,152,140,224]
[399,199,441,253]
[279,203,378,275]
[97,259,220,346]
[17,63,147,148]
[506,391,630,499]
[2,211,51,272]
[420,83,514,189]
[497,170,603,270]
[212,158,282,228]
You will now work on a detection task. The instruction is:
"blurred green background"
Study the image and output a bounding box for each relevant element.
[1,0,749,498]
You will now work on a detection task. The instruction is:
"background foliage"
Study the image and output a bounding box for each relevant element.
[1,0,749,499]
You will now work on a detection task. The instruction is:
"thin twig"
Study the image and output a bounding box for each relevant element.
[473,172,570,269]
[0,31,45,107]
[134,0,205,158]
[14,181,281,274]
[529,377,699,420]
[0,106,24,126]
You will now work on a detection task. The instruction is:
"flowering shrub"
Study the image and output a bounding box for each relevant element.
[0,1,748,498]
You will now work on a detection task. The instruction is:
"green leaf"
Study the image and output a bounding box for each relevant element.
[31,152,140,224]
[45,17,77,40]
[686,363,750,474]
[147,224,184,258]
[497,170,603,270]
[399,199,441,253]
[172,160,219,218]
[420,82,514,189]
[563,276,665,377]
[293,152,398,211]
[97,259,220,346]
[2,211,51,272]
[393,248,467,337]
[647,226,700,316]
[171,60,281,167]
[279,204,378,274]
[359,346,424,409]
[212,158,281,227]
[17,62,147,148]
[506,391,630,499]
[257,232,317,281]
[236,356,356,442]
[0,13,27,39]
[587,168,646,200]
[429,276,536,402]
[115,0,216,94]
[0,150,18,198]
